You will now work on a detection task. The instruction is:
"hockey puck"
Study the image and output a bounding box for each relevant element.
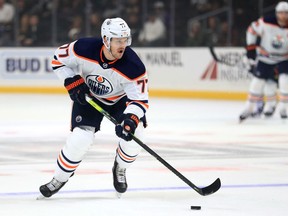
[190,206,201,210]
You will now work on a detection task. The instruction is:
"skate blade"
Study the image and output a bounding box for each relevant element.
[239,118,246,123]
[36,194,46,200]
[115,192,122,199]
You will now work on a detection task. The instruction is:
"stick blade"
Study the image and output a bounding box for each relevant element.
[199,178,221,196]
[36,194,45,200]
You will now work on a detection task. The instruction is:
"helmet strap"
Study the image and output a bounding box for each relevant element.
[103,37,119,60]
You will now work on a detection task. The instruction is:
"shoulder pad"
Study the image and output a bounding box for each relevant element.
[73,38,103,60]
[114,47,146,80]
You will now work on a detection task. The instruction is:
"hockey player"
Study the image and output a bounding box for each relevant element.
[239,1,288,121]
[39,18,148,197]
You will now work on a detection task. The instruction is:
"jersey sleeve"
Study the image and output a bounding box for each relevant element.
[246,17,263,46]
[123,73,149,119]
[51,41,80,81]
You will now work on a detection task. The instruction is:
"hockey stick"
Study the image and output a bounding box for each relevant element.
[209,46,247,68]
[85,95,221,196]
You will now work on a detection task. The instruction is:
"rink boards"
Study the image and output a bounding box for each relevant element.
[0,47,249,100]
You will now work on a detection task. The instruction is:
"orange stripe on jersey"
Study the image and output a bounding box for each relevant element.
[105,93,126,101]
[247,26,258,35]
[51,60,63,66]
[112,67,147,81]
[246,45,257,50]
[58,154,79,169]
[72,43,146,81]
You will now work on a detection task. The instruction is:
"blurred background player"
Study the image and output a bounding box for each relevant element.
[239,1,288,122]
[39,17,148,198]
[0,0,15,46]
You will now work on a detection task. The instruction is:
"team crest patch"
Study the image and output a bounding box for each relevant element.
[86,75,113,96]
[271,35,284,49]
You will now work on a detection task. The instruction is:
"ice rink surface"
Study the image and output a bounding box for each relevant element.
[0,94,288,216]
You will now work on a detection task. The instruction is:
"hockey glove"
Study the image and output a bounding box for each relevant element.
[246,45,257,74]
[246,45,257,60]
[64,75,90,105]
[115,114,139,141]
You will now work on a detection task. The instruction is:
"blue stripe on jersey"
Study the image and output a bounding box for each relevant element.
[100,98,118,104]
[52,65,64,70]
[127,99,148,104]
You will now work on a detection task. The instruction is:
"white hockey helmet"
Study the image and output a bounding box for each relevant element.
[276,1,288,12]
[101,18,132,49]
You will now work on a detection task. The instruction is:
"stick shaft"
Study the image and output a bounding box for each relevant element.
[85,95,220,196]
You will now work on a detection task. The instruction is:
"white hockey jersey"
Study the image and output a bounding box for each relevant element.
[247,15,288,64]
[51,38,148,119]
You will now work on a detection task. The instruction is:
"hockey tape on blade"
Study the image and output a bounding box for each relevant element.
[190,206,201,210]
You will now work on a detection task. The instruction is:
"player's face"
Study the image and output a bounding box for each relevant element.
[110,37,129,59]
[276,11,288,26]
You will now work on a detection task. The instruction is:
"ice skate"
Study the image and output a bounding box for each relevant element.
[38,177,68,199]
[280,109,287,119]
[112,160,127,196]
[239,110,253,122]
[263,105,276,117]
[251,101,264,117]
[239,100,257,123]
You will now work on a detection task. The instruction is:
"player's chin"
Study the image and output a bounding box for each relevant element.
[115,51,124,59]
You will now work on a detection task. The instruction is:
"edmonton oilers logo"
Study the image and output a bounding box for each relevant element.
[272,35,284,49]
[86,75,113,96]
